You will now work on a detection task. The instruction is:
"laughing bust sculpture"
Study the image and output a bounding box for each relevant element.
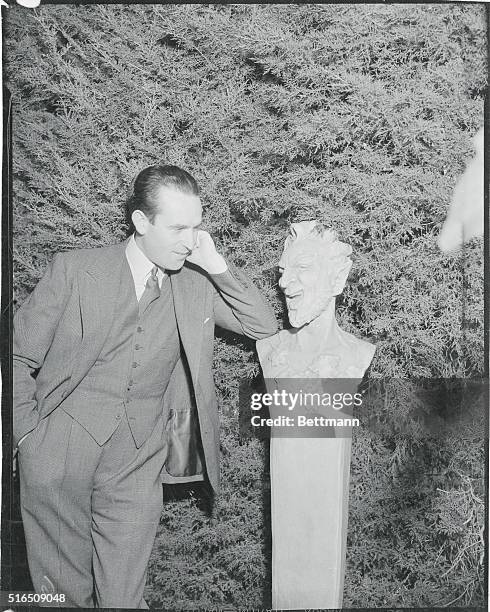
[256,220,375,610]
[258,220,374,378]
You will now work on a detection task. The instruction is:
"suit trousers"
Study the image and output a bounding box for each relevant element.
[18,406,168,608]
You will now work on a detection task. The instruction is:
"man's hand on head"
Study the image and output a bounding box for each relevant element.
[186,230,228,275]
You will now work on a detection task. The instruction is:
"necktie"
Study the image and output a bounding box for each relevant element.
[139,266,160,315]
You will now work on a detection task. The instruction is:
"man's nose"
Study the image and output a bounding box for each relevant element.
[279,271,294,290]
[181,229,196,251]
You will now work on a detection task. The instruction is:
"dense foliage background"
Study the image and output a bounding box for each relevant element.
[5,3,486,608]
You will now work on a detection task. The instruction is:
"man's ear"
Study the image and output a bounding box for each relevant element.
[332,260,352,296]
[131,209,150,235]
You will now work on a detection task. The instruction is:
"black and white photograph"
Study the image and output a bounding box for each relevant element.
[1,2,487,610]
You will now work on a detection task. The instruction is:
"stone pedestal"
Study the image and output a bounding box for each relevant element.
[270,435,351,609]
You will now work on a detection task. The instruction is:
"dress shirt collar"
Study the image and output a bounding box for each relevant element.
[125,234,165,290]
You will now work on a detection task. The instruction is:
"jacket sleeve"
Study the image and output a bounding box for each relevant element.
[13,252,70,447]
[209,261,278,340]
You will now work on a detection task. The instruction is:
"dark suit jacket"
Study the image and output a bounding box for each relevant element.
[13,239,278,491]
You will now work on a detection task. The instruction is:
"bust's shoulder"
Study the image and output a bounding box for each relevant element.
[342,329,374,350]
[340,331,376,372]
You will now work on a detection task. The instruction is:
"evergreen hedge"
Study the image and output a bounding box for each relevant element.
[5,3,486,608]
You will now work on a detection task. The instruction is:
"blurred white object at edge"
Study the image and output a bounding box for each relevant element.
[438,128,484,252]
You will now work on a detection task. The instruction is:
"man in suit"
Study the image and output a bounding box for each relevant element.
[13,164,278,608]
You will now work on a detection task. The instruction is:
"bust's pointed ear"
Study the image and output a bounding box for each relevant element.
[332,259,353,296]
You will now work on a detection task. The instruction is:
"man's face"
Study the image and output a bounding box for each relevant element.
[133,186,202,270]
[278,240,336,328]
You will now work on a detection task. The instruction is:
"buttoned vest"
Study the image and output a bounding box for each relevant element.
[62,258,180,447]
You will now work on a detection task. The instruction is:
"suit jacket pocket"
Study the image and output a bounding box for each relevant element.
[164,406,204,478]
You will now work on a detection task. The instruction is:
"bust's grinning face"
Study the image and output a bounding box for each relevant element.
[278,240,338,329]
[277,221,353,329]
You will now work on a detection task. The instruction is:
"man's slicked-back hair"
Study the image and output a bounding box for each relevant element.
[126,164,199,228]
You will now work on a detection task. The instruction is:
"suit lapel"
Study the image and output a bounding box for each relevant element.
[169,264,207,387]
[69,239,129,390]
